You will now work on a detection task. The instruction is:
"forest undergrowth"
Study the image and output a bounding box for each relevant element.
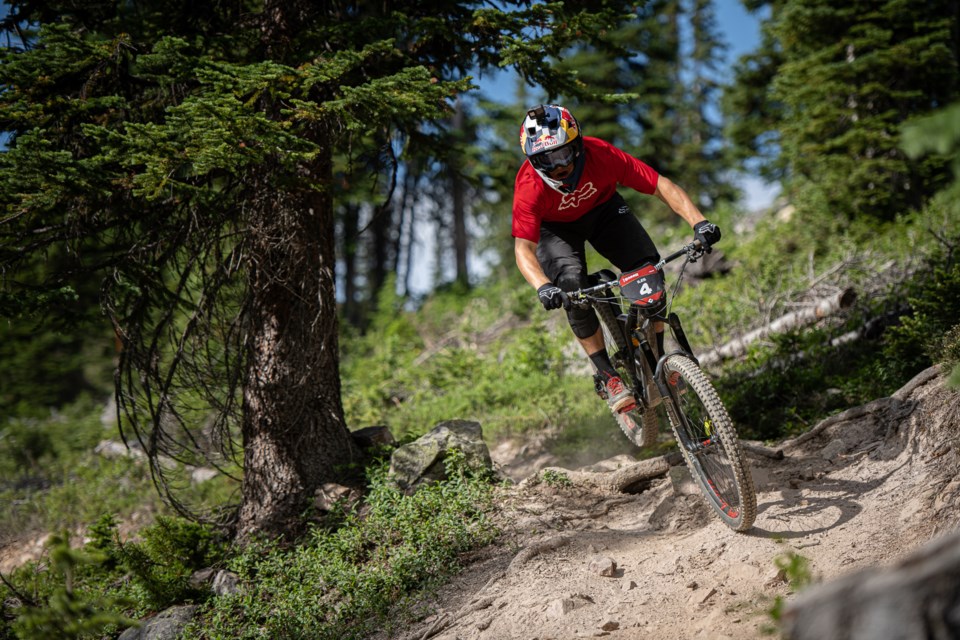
[3,199,960,639]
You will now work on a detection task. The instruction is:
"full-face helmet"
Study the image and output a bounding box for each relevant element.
[519,104,585,191]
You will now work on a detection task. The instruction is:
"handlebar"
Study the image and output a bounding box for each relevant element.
[565,239,706,306]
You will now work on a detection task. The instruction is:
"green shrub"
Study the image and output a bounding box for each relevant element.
[117,516,227,610]
[941,324,960,370]
[882,261,960,381]
[5,532,138,640]
[767,552,814,629]
[190,450,498,640]
[715,326,897,441]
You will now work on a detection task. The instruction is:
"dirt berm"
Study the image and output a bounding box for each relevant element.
[380,365,960,640]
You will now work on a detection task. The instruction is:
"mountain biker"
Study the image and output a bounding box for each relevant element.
[513,103,721,414]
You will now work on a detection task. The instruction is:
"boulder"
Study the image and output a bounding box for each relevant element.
[351,425,396,449]
[119,605,197,640]
[389,420,492,491]
[781,529,960,639]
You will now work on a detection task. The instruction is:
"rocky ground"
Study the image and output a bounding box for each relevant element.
[381,365,960,640]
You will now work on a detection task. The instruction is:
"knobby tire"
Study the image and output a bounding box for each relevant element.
[595,301,659,449]
[662,354,756,531]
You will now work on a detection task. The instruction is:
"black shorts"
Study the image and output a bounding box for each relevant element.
[536,192,660,339]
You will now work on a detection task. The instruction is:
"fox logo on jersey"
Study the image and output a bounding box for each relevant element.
[558,181,597,210]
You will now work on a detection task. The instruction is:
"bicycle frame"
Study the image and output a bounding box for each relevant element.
[572,240,704,411]
[569,240,758,531]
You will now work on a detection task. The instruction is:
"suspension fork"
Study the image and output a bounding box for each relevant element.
[667,312,698,364]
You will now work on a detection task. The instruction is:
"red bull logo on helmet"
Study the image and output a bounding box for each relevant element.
[519,104,580,156]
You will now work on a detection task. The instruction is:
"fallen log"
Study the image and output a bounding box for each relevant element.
[699,288,857,366]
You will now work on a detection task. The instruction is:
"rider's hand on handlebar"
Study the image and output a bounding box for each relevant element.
[693,220,721,253]
[537,283,569,311]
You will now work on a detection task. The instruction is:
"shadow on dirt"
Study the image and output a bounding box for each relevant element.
[747,462,906,539]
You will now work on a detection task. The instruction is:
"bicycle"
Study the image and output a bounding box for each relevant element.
[567,239,757,532]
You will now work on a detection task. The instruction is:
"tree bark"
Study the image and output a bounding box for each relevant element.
[450,100,469,287]
[232,0,363,542]
[238,150,361,540]
[237,148,360,542]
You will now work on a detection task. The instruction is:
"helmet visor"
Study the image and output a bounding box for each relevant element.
[529,145,577,173]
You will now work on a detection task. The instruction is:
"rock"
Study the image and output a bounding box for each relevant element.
[190,467,218,484]
[765,567,788,587]
[187,568,241,597]
[119,604,197,640]
[212,570,241,596]
[546,598,579,619]
[820,439,848,461]
[187,567,217,590]
[698,587,717,605]
[389,420,492,492]
[600,619,620,632]
[621,580,637,591]
[95,440,145,460]
[351,425,396,449]
[588,556,617,577]
[314,482,362,512]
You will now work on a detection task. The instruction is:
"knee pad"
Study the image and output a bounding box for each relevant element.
[554,270,597,338]
[566,307,600,339]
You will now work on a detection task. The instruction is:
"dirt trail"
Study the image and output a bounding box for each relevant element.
[387,366,960,640]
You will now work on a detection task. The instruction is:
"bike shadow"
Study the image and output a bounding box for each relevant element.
[745,462,906,539]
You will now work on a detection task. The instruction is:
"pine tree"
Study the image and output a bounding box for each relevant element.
[0,0,640,540]
[724,0,960,221]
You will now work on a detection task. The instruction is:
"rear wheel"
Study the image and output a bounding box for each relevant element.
[595,298,658,448]
[662,354,756,531]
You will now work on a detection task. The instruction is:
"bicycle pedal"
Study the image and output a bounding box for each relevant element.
[668,372,687,394]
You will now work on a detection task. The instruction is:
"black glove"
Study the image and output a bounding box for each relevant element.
[537,282,569,311]
[693,220,721,252]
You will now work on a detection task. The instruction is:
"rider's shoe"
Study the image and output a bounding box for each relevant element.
[667,371,688,395]
[605,376,637,414]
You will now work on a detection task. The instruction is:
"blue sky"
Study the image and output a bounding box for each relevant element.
[715,0,765,75]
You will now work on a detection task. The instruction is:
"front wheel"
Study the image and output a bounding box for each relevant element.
[662,354,756,531]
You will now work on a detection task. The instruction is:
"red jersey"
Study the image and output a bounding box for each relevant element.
[512,137,660,243]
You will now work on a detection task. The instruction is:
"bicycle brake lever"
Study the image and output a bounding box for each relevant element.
[685,240,705,262]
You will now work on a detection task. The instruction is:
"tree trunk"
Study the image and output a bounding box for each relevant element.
[451,100,469,287]
[237,147,361,541]
[232,0,361,541]
[340,202,361,326]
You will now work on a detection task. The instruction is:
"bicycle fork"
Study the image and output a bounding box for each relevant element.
[634,312,698,412]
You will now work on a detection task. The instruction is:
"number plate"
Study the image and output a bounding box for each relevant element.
[619,264,665,308]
